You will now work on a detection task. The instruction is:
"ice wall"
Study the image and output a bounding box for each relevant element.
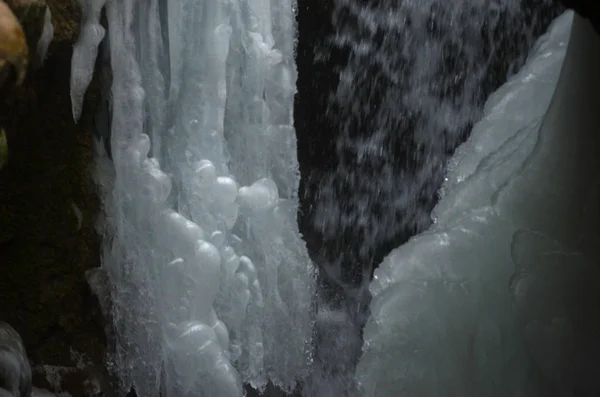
[70,0,314,396]
[358,11,600,396]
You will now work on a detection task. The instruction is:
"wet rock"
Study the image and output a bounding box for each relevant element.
[1,0,54,91]
[85,268,111,324]
[33,360,116,397]
[0,0,28,88]
[0,0,110,395]
[4,0,51,67]
[0,128,7,171]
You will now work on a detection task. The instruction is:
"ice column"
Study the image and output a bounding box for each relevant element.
[222,0,315,388]
[70,0,106,121]
[71,0,314,395]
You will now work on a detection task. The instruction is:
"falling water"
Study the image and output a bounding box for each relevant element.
[308,0,560,287]
[300,0,560,396]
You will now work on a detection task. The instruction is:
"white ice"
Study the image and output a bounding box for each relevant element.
[69,0,106,121]
[71,0,314,396]
[35,7,54,67]
[358,11,600,397]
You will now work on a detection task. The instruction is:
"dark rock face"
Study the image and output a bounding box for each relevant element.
[0,0,113,395]
[0,0,29,92]
[561,0,600,34]
[0,322,31,397]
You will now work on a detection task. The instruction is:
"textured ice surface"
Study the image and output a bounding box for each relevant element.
[69,0,106,121]
[71,0,314,396]
[35,7,53,66]
[358,12,600,397]
[312,0,560,276]
[0,322,31,397]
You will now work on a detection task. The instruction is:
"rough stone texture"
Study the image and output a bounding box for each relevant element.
[0,0,28,88]
[0,0,113,395]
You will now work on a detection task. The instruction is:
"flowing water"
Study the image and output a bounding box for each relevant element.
[307,0,560,291]
[299,1,559,395]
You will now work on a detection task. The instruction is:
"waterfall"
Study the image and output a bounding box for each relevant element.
[299,1,560,396]
[358,11,600,396]
[309,0,560,287]
[67,0,599,396]
[70,0,314,395]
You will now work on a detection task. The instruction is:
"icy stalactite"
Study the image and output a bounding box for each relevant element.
[35,7,53,66]
[221,0,314,388]
[70,0,106,122]
[72,0,313,395]
[134,0,167,160]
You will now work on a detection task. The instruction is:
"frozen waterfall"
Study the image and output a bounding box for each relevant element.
[67,0,600,396]
[70,0,314,396]
[358,11,600,397]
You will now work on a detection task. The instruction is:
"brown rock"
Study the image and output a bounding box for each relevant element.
[0,0,28,86]
[5,0,52,70]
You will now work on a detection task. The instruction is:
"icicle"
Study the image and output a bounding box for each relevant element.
[35,7,54,66]
[70,0,107,122]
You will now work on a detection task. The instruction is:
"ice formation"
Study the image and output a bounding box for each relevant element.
[70,0,106,121]
[35,7,54,67]
[312,0,559,276]
[70,0,314,396]
[358,11,600,397]
[0,322,31,397]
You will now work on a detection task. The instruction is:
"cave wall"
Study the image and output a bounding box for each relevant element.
[0,0,112,395]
